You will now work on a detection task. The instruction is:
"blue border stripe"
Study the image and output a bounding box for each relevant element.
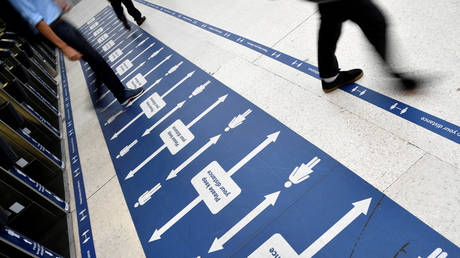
[59,52,96,258]
[0,227,63,257]
[135,0,460,144]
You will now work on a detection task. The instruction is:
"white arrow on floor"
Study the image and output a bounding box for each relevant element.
[161,71,195,99]
[125,144,166,180]
[128,42,155,64]
[111,112,143,140]
[209,191,280,253]
[187,94,227,128]
[110,91,184,140]
[88,16,116,41]
[135,71,195,136]
[109,33,143,66]
[299,198,372,257]
[143,54,172,79]
[135,37,149,49]
[110,48,134,68]
[149,196,202,242]
[102,29,131,55]
[96,23,122,46]
[125,95,227,180]
[97,89,111,102]
[121,61,146,82]
[166,134,221,180]
[148,131,279,242]
[104,110,124,126]
[100,99,118,113]
[228,131,279,177]
[142,100,186,137]
[141,77,163,99]
[142,78,209,137]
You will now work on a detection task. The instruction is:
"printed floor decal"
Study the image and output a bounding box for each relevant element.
[76,7,459,257]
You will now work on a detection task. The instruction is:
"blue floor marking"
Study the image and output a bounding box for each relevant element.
[77,8,459,257]
[59,52,96,258]
[134,0,460,145]
[0,227,63,258]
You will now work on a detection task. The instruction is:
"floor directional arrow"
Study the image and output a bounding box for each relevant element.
[111,112,143,140]
[186,94,227,128]
[112,100,186,140]
[121,61,146,82]
[149,196,202,242]
[142,100,186,137]
[125,95,227,180]
[166,134,222,180]
[147,131,280,241]
[125,145,167,180]
[299,198,372,257]
[209,191,281,253]
[228,131,279,176]
[161,71,195,99]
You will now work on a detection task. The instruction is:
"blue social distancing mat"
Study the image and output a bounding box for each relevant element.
[76,7,459,257]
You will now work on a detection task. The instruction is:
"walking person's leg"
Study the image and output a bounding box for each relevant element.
[349,0,388,63]
[53,20,143,105]
[350,0,418,88]
[109,0,131,29]
[121,0,146,26]
[317,13,342,79]
[317,1,363,92]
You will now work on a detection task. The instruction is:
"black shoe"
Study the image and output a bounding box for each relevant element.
[123,22,131,30]
[119,87,144,106]
[136,16,146,26]
[392,72,419,90]
[322,69,363,93]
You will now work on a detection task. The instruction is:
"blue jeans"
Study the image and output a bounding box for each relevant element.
[53,20,125,100]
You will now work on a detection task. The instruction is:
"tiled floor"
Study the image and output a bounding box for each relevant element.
[62,0,459,257]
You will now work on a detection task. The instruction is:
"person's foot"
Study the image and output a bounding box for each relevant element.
[136,16,146,26]
[119,87,144,106]
[123,22,131,30]
[322,69,363,93]
[392,72,419,90]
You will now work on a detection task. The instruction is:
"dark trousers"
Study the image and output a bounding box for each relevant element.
[53,20,125,99]
[109,0,142,23]
[318,0,387,78]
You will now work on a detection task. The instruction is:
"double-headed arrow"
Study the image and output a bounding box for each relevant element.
[111,71,194,139]
[120,61,146,82]
[141,73,201,137]
[209,191,280,253]
[166,134,221,180]
[141,54,171,81]
[111,100,186,141]
[109,33,143,66]
[125,95,228,180]
[148,131,280,242]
